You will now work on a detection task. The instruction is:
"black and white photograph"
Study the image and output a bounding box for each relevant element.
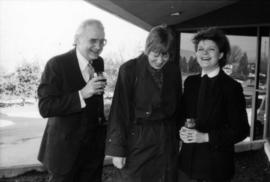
[0,0,269,182]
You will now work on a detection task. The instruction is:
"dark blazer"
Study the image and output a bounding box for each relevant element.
[37,49,105,175]
[178,70,250,180]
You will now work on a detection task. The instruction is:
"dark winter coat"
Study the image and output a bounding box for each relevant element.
[105,54,182,182]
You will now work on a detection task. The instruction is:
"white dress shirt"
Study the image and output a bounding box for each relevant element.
[76,49,95,108]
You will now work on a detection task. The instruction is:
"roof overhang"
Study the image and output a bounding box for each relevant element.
[86,0,238,31]
[85,0,270,36]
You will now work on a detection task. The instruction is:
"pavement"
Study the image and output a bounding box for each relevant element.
[0,103,46,177]
[0,102,266,178]
[0,102,113,178]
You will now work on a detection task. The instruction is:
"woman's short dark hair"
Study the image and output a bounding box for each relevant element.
[145,24,175,56]
[192,27,231,68]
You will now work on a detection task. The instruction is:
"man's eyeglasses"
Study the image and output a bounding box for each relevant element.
[90,38,107,47]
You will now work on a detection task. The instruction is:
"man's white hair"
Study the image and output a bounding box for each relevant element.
[73,19,104,46]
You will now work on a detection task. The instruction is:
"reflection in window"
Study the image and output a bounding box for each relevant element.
[255,95,266,139]
[179,33,200,82]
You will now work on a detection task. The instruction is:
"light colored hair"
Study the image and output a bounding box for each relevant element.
[73,19,104,46]
[144,24,174,55]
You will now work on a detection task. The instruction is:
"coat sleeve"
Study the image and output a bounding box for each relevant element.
[208,82,250,149]
[172,65,184,131]
[178,76,190,128]
[38,59,82,118]
[105,64,134,157]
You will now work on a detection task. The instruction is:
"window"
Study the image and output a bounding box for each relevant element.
[179,28,269,145]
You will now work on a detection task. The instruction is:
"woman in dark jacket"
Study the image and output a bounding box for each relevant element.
[105,25,182,182]
[178,27,250,182]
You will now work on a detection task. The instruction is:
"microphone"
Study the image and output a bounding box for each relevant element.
[92,57,106,125]
[93,57,106,94]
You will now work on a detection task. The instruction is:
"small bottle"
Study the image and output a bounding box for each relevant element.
[185,118,196,129]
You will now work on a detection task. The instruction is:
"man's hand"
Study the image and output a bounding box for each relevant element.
[80,77,107,99]
[179,126,209,143]
[112,156,126,169]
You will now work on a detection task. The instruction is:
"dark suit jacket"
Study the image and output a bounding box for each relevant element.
[37,49,105,174]
[178,70,250,180]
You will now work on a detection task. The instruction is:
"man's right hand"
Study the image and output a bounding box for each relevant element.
[80,77,106,99]
[112,156,126,169]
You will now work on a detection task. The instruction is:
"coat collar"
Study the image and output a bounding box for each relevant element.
[136,54,167,90]
[201,66,220,78]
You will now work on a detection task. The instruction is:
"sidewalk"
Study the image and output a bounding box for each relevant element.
[0,103,46,177]
[0,137,42,168]
[0,103,112,178]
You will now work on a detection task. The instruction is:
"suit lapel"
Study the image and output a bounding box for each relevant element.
[65,50,105,90]
[65,49,86,90]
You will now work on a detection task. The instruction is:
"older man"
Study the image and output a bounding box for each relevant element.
[38,19,107,182]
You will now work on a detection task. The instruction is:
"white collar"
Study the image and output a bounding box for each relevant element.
[201,67,220,78]
[76,49,92,72]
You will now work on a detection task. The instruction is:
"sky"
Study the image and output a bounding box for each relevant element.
[0,0,148,73]
[0,0,266,73]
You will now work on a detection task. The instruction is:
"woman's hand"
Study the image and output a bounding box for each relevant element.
[112,156,126,169]
[179,126,209,143]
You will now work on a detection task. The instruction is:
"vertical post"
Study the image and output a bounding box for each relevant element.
[263,27,270,140]
[175,30,180,65]
[250,27,261,141]
[172,28,182,87]
[178,32,183,90]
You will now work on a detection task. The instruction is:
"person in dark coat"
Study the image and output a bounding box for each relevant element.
[105,25,182,182]
[37,19,107,182]
[178,27,250,182]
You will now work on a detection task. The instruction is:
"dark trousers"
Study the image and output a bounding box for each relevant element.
[48,126,106,182]
[178,170,231,182]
